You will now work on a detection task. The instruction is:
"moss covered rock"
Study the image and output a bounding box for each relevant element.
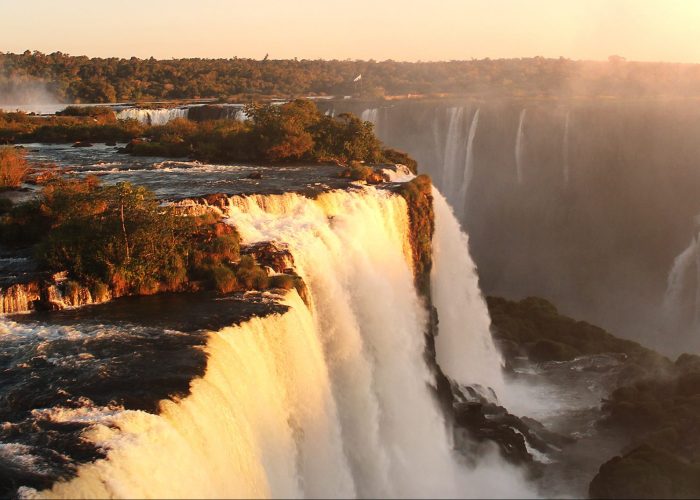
[397,174,434,300]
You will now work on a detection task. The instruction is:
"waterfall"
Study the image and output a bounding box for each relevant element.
[26,187,532,499]
[431,189,504,395]
[458,109,480,208]
[361,108,384,137]
[563,111,571,186]
[116,107,188,125]
[360,108,379,125]
[515,109,527,184]
[663,234,700,332]
[441,107,467,202]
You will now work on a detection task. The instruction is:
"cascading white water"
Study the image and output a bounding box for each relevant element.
[515,109,527,184]
[360,107,386,139]
[116,107,188,125]
[441,107,467,202]
[663,234,700,332]
[360,108,379,125]
[458,109,480,208]
[27,187,532,499]
[563,110,571,186]
[29,291,352,499]
[431,189,504,395]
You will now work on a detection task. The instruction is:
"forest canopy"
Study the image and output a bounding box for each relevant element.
[3,51,700,103]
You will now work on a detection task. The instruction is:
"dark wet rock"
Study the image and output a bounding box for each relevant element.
[590,445,700,499]
[187,104,240,122]
[487,296,670,371]
[0,274,110,315]
[247,171,263,180]
[242,241,294,274]
[528,339,580,363]
[675,353,700,374]
[105,140,117,146]
[588,344,700,498]
[71,141,93,148]
[452,392,572,467]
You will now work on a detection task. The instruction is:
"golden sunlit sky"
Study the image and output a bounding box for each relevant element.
[2,0,700,63]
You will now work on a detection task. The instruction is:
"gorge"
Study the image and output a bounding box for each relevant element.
[2,94,700,498]
[87,97,700,355]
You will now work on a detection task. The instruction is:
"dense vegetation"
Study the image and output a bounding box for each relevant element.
[0,100,415,168]
[0,108,142,144]
[4,51,700,103]
[0,147,28,188]
[127,99,388,163]
[397,175,434,298]
[0,177,289,297]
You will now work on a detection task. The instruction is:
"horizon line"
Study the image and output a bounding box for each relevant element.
[4,50,699,66]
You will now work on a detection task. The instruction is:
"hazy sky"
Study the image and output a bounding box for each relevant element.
[2,0,700,62]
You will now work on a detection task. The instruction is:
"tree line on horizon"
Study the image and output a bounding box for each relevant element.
[3,51,700,103]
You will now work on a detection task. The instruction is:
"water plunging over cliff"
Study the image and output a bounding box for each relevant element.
[116,107,188,125]
[460,109,480,208]
[663,233,700,336]
[441,107,466,202]
[515,109,527,184]
[26,187,530,499]
[431,189,504,394]
[334,99,700,354]
[360,107,379,125]
[562,110,571,186]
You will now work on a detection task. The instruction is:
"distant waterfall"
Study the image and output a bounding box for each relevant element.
[116,107,188,125]
[563,111,571,186]
[663,233,700,332]
[441,107,466,202]
[459,109,480,205]
[360,108,379,125]
[515,109,527,184]
[31,187,531,499]
[360,108,381,136]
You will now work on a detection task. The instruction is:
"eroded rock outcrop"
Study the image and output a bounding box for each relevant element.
[1,273,111,315]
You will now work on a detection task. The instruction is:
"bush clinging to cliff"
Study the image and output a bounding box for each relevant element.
[0,147,28,188]
[397,174,434,299]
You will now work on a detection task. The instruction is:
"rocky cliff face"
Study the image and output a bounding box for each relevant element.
[0,272,111,315]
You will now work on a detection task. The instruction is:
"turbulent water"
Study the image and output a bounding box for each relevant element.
[11,186,530,498]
